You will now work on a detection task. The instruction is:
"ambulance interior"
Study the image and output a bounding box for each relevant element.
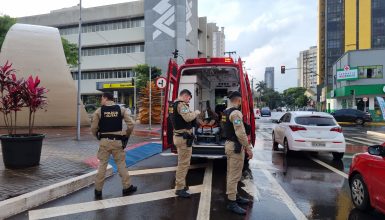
[179,67,240,146]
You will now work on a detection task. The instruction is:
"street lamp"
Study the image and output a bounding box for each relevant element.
[76,0,82,140]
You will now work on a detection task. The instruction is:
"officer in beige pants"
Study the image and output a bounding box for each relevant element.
[222,91,253,215]
[91,92,137,200]
[172,89,200,198]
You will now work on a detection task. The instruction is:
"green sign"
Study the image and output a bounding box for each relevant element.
[337,67,358,81]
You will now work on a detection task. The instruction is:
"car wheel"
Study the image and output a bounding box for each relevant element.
[350,174,371,211]
[355,118,364,125]
[272,132,279,151]
[283,138,292,156]
[332,152,344,160]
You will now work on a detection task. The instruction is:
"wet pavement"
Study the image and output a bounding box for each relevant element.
[6,115,385,220]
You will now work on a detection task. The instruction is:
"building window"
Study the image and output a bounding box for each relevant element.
[71,69,133,80]
[59,17,145,35]
[81,43,145,57]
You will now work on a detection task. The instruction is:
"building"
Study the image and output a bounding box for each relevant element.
[329,49,385,121]
[198,17,225,58]
[264,67,274,89]
[18,0,225,106]
[297,46,317,95]
[318,0,385,108]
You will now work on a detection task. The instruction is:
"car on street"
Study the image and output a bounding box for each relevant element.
[272,111,346,160]
[349,144,385,215]
[261,107,271,117]
[331,109,372,125]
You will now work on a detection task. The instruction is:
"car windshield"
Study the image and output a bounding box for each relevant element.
[295,116,336,126]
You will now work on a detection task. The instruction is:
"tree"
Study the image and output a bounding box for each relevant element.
[255,80,267,94]
[261,88,283,109]
[0,15,78,67]
[133,64,162,91]
[61,37,78,67]
[282,87,309,109]
[0,15,16,50]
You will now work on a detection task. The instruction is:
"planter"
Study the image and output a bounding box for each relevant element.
[0,134,45,169]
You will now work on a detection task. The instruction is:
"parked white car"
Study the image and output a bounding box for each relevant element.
[272,111,346,160]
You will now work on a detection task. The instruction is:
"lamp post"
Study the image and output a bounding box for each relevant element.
[149,67,152,130]
[76,0,82,140]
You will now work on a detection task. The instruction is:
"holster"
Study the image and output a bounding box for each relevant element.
[233,140,242,154]
[182,133,194,147]
[96,131,101,140]
[121,136,129,149]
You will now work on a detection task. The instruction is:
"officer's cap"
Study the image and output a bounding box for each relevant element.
[228,91,242,99]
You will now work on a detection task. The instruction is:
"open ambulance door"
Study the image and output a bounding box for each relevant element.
[245,74,256,146]
[162,59,180,151]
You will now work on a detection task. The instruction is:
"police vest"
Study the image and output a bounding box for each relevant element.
[222,108,252,141]
[172,101,193,130]
[99,105,123,133]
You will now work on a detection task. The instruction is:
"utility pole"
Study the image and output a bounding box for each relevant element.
[149,67,152,130]
[76,0,82,140]
[133,71,137,120]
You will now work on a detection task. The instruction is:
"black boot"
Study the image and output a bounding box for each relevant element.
[236,195,251,205]
[227,201,246,215]
[123,185,137,196]
[175,189,191,198]
[94,190,102,200]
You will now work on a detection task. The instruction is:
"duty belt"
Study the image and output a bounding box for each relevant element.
[100,134,124,140]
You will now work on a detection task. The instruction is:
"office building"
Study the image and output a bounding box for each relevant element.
[18,0,225,106]
[297,46,317,95]
[264,67,274,89]
[318,0,385,107]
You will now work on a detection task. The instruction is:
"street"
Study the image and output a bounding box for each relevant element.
[7,112,385,220]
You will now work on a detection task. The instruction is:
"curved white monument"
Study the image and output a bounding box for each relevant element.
[0,24,90,126]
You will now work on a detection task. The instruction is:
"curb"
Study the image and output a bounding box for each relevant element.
[0,165,113,219]
[367,131,385,139]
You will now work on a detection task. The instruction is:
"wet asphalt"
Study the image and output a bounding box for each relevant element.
[8,112,385,220]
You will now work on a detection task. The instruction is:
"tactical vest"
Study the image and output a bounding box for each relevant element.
[172,101,193,130]
[222,107,239,141]
[99,105,123,133]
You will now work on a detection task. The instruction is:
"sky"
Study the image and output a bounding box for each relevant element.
[1,0,317,92]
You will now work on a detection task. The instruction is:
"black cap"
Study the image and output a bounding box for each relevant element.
[228,91,242,99]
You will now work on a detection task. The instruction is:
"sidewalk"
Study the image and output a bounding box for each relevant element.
[0,124,161,202]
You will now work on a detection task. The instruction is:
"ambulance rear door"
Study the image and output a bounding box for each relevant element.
[245,74,256,146]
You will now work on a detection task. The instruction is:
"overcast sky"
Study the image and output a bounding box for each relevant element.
[1,0,317,91]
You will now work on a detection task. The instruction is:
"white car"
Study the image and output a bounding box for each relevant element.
[272,111,346,160]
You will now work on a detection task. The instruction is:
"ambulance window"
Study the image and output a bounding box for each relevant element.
[172,66,177,77]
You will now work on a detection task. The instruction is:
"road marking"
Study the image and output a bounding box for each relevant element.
[345,137,372,146]
[160,152,177,156]
[352,137,382,145]
[241,178,260,202]
[29,185,203,220]
[129,164,207,176]
[261,169,307,220]
[196,161,213,220]
[310,158,348,179]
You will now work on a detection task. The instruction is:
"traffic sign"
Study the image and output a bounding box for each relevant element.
[156,77,167,89]
[363,97,368,102]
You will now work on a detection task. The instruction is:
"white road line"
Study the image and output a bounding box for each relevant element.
[261,169,307,220]
[345,137,372,146]
[310,158,348,179]
[241,179,260,202]
[129,164,207,176]
[352,137,382,145]
[196,161,213,220]
[160,152,177,156]
[366,135,385,142]
[29,185,203,220]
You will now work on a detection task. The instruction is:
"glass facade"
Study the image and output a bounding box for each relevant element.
[325,0,344,87]
[59,17,145,35]
[71,69,133,80]
[81,43,145,57]
[372,0,385,48]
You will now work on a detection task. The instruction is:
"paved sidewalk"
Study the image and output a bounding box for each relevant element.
[0,124,161,202]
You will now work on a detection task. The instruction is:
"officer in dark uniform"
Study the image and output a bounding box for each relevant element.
[222,91,253,215]
[172,89,200,198]
[91,93,137,200]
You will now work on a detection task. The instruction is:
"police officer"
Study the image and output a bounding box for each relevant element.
[222,91,253,215]
[91,92,137,200]
[172,89,200,198]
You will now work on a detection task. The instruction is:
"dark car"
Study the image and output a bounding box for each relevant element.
[261,107,271,117]
[331,109,372,125]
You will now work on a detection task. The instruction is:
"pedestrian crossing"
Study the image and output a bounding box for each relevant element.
[256,131,384,146]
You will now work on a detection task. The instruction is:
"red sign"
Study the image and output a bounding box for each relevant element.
[156,77,167,89]
[344,65,350,71]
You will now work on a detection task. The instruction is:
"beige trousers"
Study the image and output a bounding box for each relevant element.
[225,141,245,201]
[174,135,192,190]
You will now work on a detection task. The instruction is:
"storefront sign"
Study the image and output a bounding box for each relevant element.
[376,97,385,120]
[337,66,358,81]
[103,83,134,89]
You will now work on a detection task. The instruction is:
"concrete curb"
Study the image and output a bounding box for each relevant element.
[0,165,113,219]
[367,131,385,139]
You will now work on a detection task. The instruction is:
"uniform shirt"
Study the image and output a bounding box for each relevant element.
[228,103,252,151]
[174,99,198,134]
[91,101,135,137]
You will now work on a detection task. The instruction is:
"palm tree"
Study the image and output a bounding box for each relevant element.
[255,81,266,107]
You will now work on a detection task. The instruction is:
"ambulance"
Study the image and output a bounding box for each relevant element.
[162,57,256,159]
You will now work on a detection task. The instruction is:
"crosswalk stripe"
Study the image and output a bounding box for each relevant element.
[196,161,213,220]
[129,164,207,176]
[366,136,385,143]
[352,137,382,145]
[345,137,372,146]
[29,185,203,220]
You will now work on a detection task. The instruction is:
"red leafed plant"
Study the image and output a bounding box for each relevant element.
[0,61,48,136]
